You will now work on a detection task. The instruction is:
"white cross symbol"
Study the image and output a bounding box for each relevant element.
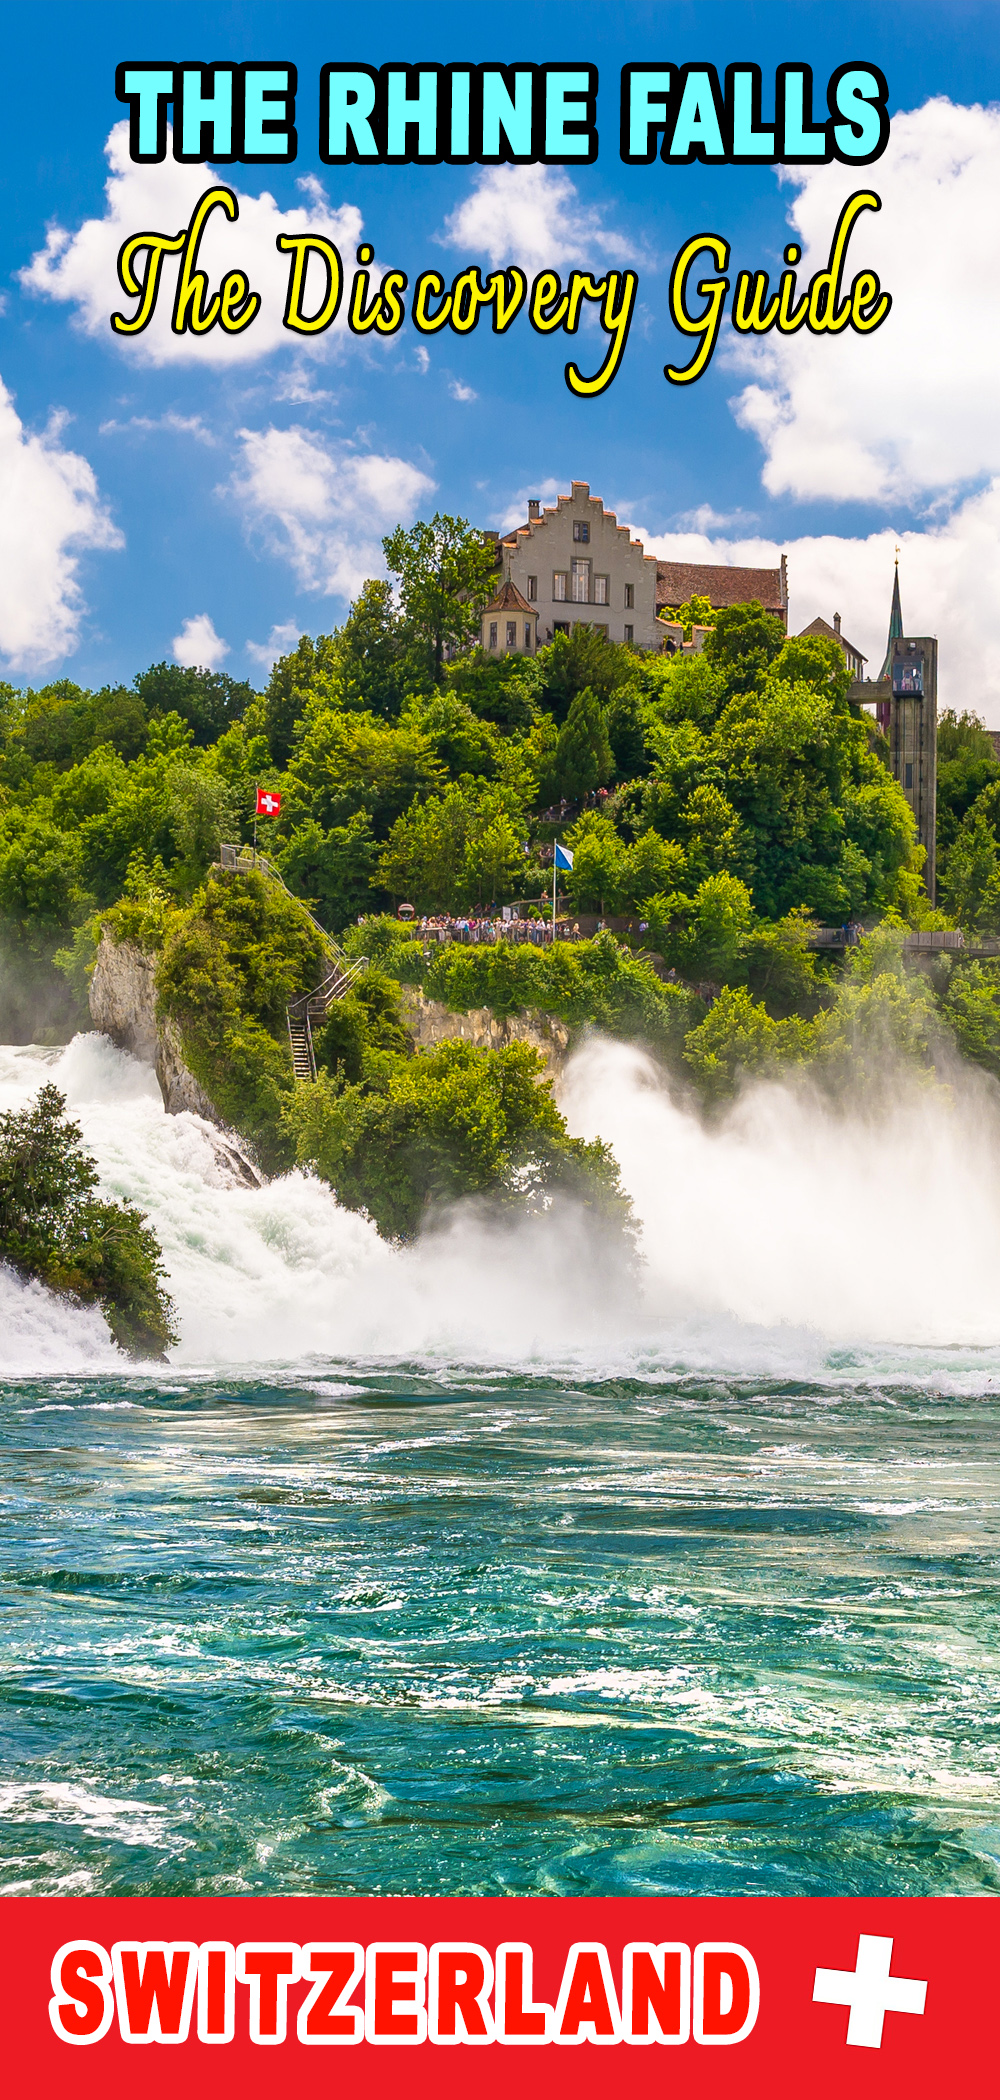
[813,1935,927,2048]
[261,794,278,813]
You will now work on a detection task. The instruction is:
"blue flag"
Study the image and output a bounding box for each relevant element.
[554,843,574,871]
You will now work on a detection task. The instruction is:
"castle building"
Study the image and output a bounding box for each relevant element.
[798,611,867,679]
[491,481,789,651]
[656,556,788,629]
[480,578,538,656]
[848,560,938,900]
[495,482,660,647]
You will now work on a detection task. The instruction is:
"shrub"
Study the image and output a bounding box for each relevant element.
[0,1085,177,1357]
[284,1037,634,1244]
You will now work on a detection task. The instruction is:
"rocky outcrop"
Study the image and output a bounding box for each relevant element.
[89,931,220,1120]
[400,988,571,1072]
[88,932,262,1187]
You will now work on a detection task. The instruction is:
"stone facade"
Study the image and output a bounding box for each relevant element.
[498,481,660,649]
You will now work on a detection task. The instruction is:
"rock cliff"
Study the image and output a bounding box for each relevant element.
[88,931,261,1187]
[400,988,571,1071]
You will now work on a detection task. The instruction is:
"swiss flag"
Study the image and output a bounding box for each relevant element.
[256,787,281,818]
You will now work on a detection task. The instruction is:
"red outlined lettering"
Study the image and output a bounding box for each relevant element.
[197,1943,235,2044]
[428,1943,495,2044]
[236,1943,302,2045]
[297,1943,365,2045]
[365,1942,428,2044]
[693,1942,760,2045]
[622,1942,691,2043]
[554,1942,622,2044]
[110,1942,198,2044]
[48,1942,115,2046]
[495,1942,553,2044]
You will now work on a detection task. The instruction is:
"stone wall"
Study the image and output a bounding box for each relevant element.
[401,987,571,1072]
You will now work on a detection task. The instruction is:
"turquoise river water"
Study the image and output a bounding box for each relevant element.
[1,1034,1000,1896]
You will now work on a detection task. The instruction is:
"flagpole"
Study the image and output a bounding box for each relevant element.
[552,851,556,943]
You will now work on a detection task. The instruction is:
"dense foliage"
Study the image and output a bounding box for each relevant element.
[0,1085,177,1355]
[4,507,995,1249]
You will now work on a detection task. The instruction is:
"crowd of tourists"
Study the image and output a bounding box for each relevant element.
[412,913,578,945]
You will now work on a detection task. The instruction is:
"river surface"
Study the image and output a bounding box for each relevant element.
[1,1035,1000,1896]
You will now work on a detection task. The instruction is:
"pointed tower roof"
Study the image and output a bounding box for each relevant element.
[880,552,903,678]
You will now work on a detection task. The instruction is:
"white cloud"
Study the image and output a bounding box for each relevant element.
[0,377,120,670]
[229,427,435,599]
[448,378,477,402]
[634,477,1000,718]
[21,126,365,367]
[172,613,228,668]
[99,411,214,442]
[439,165,639,275]
[245,620,302,672]
[493,476,565,533]
[729,99,1000,503]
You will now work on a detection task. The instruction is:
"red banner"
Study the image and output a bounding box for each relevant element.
[5,1896,992,2097]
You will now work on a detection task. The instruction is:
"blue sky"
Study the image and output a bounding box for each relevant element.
[4,0,1000,703]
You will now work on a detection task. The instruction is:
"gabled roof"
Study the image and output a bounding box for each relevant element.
[655,560,786,614]
[799,615,867,663]
[482,578,536,617]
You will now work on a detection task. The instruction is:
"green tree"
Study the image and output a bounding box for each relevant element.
[446,648,539,730]
[605,685,648,780]
[682,986,811,1100]
[936,709,1000,881]
[703,602,787,694]
[940,808,1000,935]
[536,624,633,721]
[337,580,407,718]
[285,707,446,837]
[942,960,1000,1080]
[0,1085,176,1356]
[134,663,255,747]
[156,868,328,1165]
[284,1036,633,1243]
[377,780,527,911]
[553,686,613,800]
[261,632,340,766]
[382,513,498,683]
[276,813,378,931]
[662,591,715,640]
[168,764,241,884]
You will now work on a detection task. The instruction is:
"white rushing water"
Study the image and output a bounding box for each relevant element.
[2,1030,1000,1377]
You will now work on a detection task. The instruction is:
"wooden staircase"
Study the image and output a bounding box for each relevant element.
[217,845,368,1083]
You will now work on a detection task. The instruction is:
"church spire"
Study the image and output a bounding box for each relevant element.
[880,548,903,678]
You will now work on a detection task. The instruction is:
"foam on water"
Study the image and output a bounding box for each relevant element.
[3,1030,1000,1377]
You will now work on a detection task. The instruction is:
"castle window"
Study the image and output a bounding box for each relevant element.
[573,520,589,542]
[527,575,537,600]
[506,620,517,647]
[524,624,532,649]
[553,621,570,634]
[571,559,590,602]
[553,572,567,601]
[905,762,913,789]
[624,582,634,609]
[624,624,634,644]
[594,574,608,605]
[489,622,498,650]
